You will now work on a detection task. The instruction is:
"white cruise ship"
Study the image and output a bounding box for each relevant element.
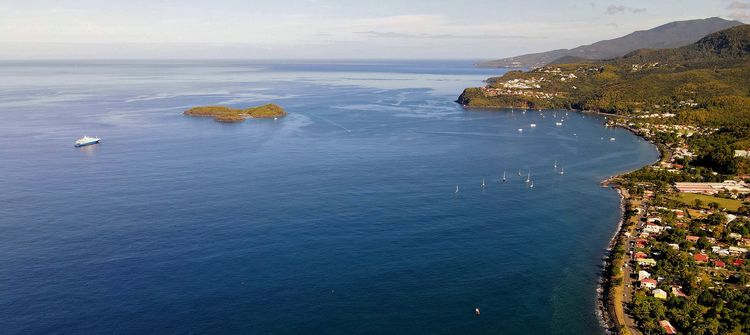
[74,136,100,147]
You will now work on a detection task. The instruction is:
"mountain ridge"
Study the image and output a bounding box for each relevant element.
[477,17,745,69]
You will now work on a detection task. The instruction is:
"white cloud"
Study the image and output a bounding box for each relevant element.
[728,1,750,9]
[727,1,750,20]
[355,31,535,40]
[605,5,647,15]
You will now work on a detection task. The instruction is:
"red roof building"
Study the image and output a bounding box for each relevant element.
[660,320,677,334]
[686,235,700,243]
[734,259,745,267]
[713,260,726,268]
[641,278,658,289]
[694,253,709,263]
[634,252,648,260]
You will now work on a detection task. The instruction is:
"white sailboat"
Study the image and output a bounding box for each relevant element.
[554,160,558,169]
[530,181,534,188]
[560,168,565,175]
[455,184,460,193]
[481,178,486,189]
[525,172,531,183]
[502,171,506,182]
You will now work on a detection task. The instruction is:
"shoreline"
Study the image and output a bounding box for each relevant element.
[596,125,664,335]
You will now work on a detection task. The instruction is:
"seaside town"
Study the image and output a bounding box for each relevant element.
[603,115,750,335]
[456,23,750,334]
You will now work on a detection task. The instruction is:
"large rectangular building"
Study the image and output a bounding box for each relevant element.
[674,180,750,195]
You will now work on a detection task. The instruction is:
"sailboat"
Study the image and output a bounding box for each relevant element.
[517,169,522,176]
[455,184,460,193]
[530,181,534,188]
[525,172,531,183]
[560,168,565,175]
[481,178,486,189]
[502,171,506,182]
[554,160,558,169]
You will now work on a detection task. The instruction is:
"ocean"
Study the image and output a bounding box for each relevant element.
[0,60,658,334]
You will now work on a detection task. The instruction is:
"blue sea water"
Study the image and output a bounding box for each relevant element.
[0,60,658,334]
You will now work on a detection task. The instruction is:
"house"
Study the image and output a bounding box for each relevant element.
[713,260,726,268]
[644,223,665,234]
[741,238,750,247]
[734,259,745,267]
[694,254,709,263]
[668,243,680,250]
[729,246,748,256]
[634,251,648,260]
[729,233,742,240]
[736,150,750,158]
[638,258,657,267]
[641,278,657,289]
[686,235,700,243]
[652,288,668,300]
[660,320,678,334]
[638,270,651,281]
[635,238,649,248]
[671,286,687,297]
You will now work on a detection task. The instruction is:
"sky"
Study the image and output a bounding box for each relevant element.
[0,0,747,60]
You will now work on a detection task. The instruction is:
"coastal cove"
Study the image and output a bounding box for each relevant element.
[0,61,659,334]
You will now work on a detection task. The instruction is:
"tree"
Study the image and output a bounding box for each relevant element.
[694,199,705,208]
[697,237,712,251]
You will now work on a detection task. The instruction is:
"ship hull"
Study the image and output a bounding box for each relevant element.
[74,140,100,147]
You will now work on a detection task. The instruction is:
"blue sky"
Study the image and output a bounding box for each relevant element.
[0,0,746,59]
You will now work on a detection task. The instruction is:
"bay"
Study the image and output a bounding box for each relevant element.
[0,60,658,334]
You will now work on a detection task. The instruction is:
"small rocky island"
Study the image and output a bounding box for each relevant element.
[184,104,287,123]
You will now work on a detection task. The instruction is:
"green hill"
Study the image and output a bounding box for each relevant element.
[184,104,287,123]
[459,25,750,127]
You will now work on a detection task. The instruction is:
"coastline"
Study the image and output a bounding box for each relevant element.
[596,125,663,335]
[459,104,660,334]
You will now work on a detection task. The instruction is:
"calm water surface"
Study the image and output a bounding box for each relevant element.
[0,60,658,334]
